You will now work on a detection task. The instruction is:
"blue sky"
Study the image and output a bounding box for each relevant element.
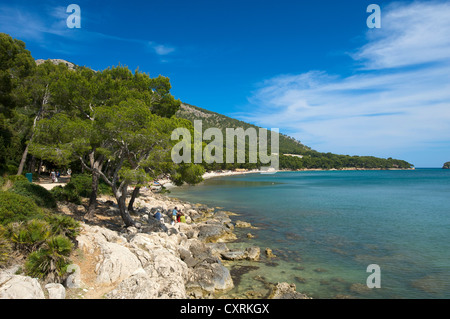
[1,0,450,167]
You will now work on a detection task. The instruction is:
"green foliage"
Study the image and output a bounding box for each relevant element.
[65,173,92,197]
[443,162,450,169]
[44,214,80,242]
[6,219,51,254]
[9,180,57,209]
[0,191,43,225]
[24,235,73,283]
[0,33,36,114]
[5,174,28,183]
[1,213,79,279]
[177,103,414,171]
[50,184,81,204]
[171,163,205,186]
[0,235,12,267]
[49,173,111,204]
[68,173,111,197]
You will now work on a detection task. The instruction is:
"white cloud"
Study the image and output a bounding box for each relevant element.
[148,41,176,56]
[0,4,176,60]
[353,1,450,69]
[237,1,450,166]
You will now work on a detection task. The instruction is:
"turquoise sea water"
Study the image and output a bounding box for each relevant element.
[168,169,450,299]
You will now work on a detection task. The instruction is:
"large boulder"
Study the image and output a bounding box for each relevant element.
[77,224,142,285]
[187,260,234,296]
[106,232,191,299]
[45,283,66,299]
[0,273,45,299]
[220,247,260,261]
[196,224,236,243]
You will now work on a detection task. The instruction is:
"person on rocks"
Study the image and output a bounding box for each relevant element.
[172,207,178,225]
[154,209,161,222]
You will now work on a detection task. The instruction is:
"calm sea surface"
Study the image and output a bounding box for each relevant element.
[168,169,450,298]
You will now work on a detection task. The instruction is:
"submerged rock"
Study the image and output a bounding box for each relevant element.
[265,248,277,258]
[196,223,237,243]
[268,282,310,299]
[235,220,253,228]
[220,247,260,261]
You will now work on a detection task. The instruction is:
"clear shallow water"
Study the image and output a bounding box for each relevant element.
[168,169,450,298]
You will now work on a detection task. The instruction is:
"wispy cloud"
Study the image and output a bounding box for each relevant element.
[238,1,450,165]
[353,1,450,70]
[148,41,176,56]
[0,3,176,61]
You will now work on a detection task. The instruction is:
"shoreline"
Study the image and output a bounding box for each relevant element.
[138,191,310,299]
[0,186,307,299]
[161,167,415,189]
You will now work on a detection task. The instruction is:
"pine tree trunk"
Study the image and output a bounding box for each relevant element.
[116,185,135,227]
[17,143,29,176]
[85,157,104,220]
[85,169,100,219]
[18,85,49,176]
[127,186,140,213]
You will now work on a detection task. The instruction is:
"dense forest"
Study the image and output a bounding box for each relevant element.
[0,33,205,227]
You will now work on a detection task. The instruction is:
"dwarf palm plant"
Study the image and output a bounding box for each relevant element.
[25,235,73,283]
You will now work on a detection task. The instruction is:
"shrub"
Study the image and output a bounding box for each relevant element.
[69,173,112,197]
[67,173,93,198]
[0,236,12,267]
[45,214,81,242]
[0,191,43,225]
[25,235,73,283]
[6,219,51,253]
[10,180,57,209]
[50,184,81,204]
[51,173,111,204]
[6,175,28,183]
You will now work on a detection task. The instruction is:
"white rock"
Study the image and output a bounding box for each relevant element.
[0,274,45,299]
[45,283,66,299]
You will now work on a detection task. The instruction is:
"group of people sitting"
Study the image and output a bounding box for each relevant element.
[153,206,186,225]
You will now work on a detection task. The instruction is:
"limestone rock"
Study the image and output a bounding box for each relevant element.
[187,260,234,294]
[221,250,247,261]
[269,282,310,299]
[65,264,82,288]
[196,224,236,243]
[45,283,66,299]
[0,273,45,299]
[206,242,229,258]
[245,247,261,261]
[220,247,260,261]
[77,224,142,285]
[235,220,253,228]
[265,247,277,258]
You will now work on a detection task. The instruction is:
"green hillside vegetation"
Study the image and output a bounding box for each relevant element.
[176,103,414,170]
[0,176,81,283]
[0,32,205,227]
[443,162,450,169]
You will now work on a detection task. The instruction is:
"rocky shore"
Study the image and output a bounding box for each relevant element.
[0,188,310,299]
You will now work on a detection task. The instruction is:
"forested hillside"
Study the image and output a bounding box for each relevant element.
[176,104,414,170]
